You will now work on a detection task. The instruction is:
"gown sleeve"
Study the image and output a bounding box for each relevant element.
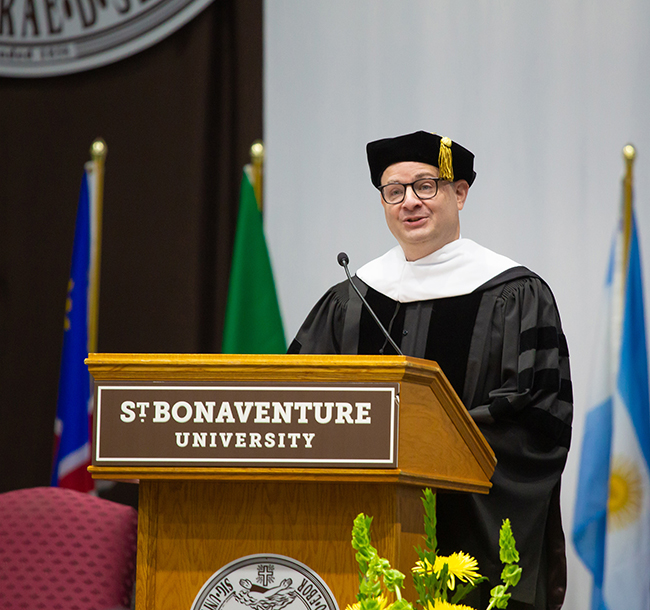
[469,275,573,446]
[287,281,349,355]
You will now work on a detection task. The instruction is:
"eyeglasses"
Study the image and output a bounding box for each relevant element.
[377,178,443,205]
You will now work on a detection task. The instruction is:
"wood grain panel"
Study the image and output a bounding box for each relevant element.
[89,466,492,494]
[398,382,489,482]
[136,481,159,610]
[135,480,425,609]
[87,353,438,382]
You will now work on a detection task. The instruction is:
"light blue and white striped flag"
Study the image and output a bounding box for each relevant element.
[573,156,650,610]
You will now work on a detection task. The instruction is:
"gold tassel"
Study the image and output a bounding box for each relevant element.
[438,136,454,181]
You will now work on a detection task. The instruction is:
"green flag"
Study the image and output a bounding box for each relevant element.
[222,167,286,353]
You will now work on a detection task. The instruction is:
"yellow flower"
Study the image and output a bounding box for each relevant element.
[413,552,482,590]
[412,557,434,573]
[426,600,476,610]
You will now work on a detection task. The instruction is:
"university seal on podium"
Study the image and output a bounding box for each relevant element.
[191,554,339,610]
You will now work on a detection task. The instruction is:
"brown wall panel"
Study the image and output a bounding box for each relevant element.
[0,0,263,492]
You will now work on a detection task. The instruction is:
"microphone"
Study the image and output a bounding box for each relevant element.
[337,252,403,356]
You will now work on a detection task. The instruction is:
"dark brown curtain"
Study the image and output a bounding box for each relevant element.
[0,0,263,493]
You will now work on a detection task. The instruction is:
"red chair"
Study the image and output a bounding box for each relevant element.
[0,486,138,609]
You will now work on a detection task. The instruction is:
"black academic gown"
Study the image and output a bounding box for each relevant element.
[288,266,573,610]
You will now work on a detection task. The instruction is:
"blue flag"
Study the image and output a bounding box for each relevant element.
[51,168,95,491]
[573,185,650,610]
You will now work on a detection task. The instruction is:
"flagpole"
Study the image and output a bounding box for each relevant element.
[222,139,285,354]
[622,143,636,273]
[250,140,264,213]
[88,138,107,354]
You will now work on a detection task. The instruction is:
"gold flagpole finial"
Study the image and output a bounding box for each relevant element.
[623,143,636,163]
[250,140,264,213]
[90,137,108,163]
[250,140,264,163]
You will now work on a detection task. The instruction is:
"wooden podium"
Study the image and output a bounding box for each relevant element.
[88,353,495,610]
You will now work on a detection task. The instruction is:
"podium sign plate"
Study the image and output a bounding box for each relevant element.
[93,381,399,468]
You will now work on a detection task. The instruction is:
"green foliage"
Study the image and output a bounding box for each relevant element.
[450,580,482,606]
[350,513,414,610]
[412,490,441,607]
[349,493,522,610]
[422,488,438,553]
[390,600,413,610]
[412,489,488,607]
[501,565,522,589]
[498,519,520,565]
[352,514,376,579]
[488,585,511,609]
[487,519,522,610]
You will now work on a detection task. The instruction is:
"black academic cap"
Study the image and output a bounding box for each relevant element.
[366,130,476,187]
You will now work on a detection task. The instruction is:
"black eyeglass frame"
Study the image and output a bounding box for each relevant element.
[376,178,445,205]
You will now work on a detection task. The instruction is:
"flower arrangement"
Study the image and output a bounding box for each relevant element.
[346,488,521,610]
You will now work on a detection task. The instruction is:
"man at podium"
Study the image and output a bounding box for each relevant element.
[288,131,573,610]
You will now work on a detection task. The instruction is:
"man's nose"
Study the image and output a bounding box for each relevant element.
[401,185,422,207]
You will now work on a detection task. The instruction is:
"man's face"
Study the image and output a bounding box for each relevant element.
[379,161,468,261]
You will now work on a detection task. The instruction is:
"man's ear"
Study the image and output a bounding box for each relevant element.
[455,180,469,211]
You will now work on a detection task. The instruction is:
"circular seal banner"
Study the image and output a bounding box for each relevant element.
[191,554,340,610]
[0,0,215,77]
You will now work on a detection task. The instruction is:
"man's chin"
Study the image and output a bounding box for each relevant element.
[400,224,433,242]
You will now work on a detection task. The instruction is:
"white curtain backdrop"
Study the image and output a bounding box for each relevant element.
[263,2,650,609]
